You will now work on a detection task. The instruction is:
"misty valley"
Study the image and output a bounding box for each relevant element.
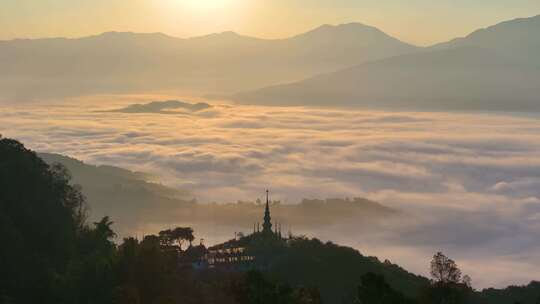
[2,7,540,304]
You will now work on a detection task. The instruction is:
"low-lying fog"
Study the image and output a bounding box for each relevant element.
[2,94,540,289]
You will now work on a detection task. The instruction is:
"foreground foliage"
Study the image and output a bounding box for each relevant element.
[1,137,539,304]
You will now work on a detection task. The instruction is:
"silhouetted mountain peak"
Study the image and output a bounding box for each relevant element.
[217,30,241,37]
[432,14,540,56]
[486,14,540,28]
[292,22,413,47]
[0,31,173,44]
[189,30,261,42]
[91,31,175,41]
[298,22,384,38]
[464,14,540,38]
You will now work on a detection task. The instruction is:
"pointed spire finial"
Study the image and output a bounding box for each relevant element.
[262,189,273,234]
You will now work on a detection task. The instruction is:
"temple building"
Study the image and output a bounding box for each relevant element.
[255,189,283,238]
[197,190,286,270]
[262,189,273,235]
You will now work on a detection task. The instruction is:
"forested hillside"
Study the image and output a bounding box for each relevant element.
[1,137,539,304]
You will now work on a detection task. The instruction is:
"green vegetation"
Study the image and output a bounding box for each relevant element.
[0,137,320,304]
[1,137,540,304]
[256,236,429,303]
[355,272,415,304]
[479,282,540,304]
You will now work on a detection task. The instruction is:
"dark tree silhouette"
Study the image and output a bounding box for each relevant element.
[356,272,414,304]
[430,252,462,284]
[231,270,321,304]
[421,252,476,304]
[462,275,472,289]
[5,137,540,304]
[0,137,87,303]
[158,229,175,247]
[176,227,195,249]
[158,227,194,250]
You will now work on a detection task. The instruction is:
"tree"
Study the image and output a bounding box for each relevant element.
[292,286,322,304]
[59,216,117,304]
[0,138,87,303]
[462,275,472,289]
[430,252,462,284]
[112,285,141,304]
[94,216,116,241]
[171,227,195,250]
[356,272,413,304]
[158,227,194,250]
[422,252,474,304]
[231,270,321,304]
[158,229,174,247]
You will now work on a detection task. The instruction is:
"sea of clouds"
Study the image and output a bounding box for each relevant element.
[2,94,540,289]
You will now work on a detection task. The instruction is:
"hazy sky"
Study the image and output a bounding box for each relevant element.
[1,0,539,45]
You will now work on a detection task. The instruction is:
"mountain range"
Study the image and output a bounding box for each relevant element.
[234,15,540,111]
[1,15,539,111]
[0,23,416,101]
[39,153,397,240]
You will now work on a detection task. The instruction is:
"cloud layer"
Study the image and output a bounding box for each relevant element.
[2,95,540,289]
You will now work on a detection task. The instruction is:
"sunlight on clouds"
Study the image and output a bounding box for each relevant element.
[2,95,540,288]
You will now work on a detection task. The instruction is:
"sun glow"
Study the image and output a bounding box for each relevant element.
[158,0,249,36]
[169,0,239,11]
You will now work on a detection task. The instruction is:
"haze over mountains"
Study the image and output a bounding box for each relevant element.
[39,152,397,243]
[0,23,416,101]
[236,15,540,111]
[431,14,540,66]
[2,14,539,110]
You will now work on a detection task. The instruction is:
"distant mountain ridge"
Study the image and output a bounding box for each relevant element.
[40,152,399,240]
[38,152,194,237]
[431,14,540,66]
[0,23,418,101]
[3,15,539,111]
[234,14,540,111]
[105,100,212,113]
